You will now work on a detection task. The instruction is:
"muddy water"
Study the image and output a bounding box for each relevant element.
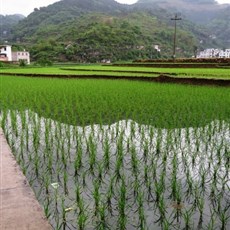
[2,110,230,229]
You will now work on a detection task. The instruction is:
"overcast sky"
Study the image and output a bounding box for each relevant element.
[1,0,230,16]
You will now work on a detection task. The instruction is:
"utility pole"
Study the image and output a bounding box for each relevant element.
[171,13,182,62]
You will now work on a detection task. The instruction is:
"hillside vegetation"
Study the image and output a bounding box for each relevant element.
[207,6,230,47]
[30,12,211,62]
[2,0,230,62]
[0,14,24,42]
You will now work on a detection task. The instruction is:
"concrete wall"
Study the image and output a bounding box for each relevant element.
[12,51,30,64]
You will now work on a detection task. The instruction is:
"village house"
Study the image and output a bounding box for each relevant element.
[219,49,230,58]
[197,48,230,58]
[0,45,30,64]
[0,45,12,61]
[154,45,161,52]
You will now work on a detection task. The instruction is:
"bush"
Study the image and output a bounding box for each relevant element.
[0,61,4,68]
[36,57,53,66]
[19,59,27,67]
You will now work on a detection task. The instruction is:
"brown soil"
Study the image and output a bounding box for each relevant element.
[153,75,230,86]
[171,202,185,210]
[59,67,175,75]
[1,72,230,87]
[113,63,230,68]
[134,57,230,64]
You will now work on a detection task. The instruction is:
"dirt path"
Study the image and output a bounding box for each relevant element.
[0,128,52,230]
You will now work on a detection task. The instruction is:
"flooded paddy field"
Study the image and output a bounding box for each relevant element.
[1,76,229,229]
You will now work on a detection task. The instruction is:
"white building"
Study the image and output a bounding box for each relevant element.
[0,45,30,64]
[219,49,230,58]
[0,45,12,61]
[154,45,161,52]
[197,48,230,58]
[12,51,30,64]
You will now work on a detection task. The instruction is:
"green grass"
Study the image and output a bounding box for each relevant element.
[61,65,230,78]
[0,67,155,77]
[152,67,230,78]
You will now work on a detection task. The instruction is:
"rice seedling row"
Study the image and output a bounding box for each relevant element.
[1,76,229,229]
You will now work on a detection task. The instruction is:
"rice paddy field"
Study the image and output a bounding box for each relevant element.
[0,66,230,229]
[1,65,230,79]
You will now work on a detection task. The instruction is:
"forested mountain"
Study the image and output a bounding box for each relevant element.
[2,0,229,62]
[134,0,230,46]
[135,0,227,24]
[0,14,24,42]
[12,0,125,41]
[30,12,211,62]
[207,6,230,47]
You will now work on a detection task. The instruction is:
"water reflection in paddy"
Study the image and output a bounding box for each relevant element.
[2,110,230,230]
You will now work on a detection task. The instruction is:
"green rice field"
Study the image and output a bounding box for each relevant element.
[0,70,230,229]
[1,65,230,79]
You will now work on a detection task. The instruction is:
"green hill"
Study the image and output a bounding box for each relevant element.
[0,14,25,42]
[207,6,230,47]
[12,0,125,41]
[4,0,229,62]
[135,0,227,23]
[134,0,230,46]
[21,11,216,62]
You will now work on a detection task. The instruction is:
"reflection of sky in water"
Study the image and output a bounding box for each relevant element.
[3,110,230,229]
